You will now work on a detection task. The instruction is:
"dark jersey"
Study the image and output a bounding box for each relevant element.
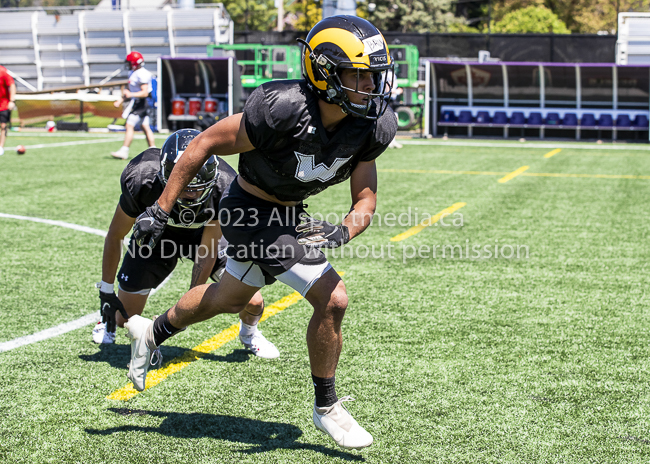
[119,147,236,232]
[240,80,397,202]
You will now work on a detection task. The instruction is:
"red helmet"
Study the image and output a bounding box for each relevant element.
[125,51,144,70]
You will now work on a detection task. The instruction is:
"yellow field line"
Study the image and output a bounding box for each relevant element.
[498,166,530,183]
[379,168,650,180]
[543,148,562,158]
[390,202,466,242]
[107,274,344,401]
[522,172,650,180]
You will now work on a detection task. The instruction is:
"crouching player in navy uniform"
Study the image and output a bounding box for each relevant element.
[95,129,279,361]
[125,16,396,450]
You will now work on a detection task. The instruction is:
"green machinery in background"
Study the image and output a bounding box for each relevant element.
[207,44,302,93]
[390,44,424,130]
[208,42,424,130]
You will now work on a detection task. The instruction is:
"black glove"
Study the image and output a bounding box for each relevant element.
[99,290,129,333]
[133,201,170,249]
[296,215,350,249]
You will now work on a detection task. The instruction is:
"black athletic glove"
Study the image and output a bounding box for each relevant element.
[296,215,350,249]
[99,290,129,334]
[133,201,170,249]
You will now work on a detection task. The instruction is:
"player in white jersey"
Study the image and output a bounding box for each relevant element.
[111,51,156,160]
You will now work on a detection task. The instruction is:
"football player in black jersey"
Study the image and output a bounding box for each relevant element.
[95,129,279,361]
[124,16,397,450]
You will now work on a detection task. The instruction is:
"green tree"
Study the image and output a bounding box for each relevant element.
[209,0,321,32]
[285,0,322,31]
[489,0,647,34]
[491,5,570,33]
[218,0,277,31]
[366,0,467,33]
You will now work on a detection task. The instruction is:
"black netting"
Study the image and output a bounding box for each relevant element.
[234,31,616,64]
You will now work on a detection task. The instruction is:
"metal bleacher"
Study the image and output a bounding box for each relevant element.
[0,6,233,91]
[0,12,40,91]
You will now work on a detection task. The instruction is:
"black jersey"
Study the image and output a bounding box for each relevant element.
[119,147,236,231]
[240,80,397,202]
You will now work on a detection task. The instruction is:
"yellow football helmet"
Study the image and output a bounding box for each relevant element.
[299,15,394,119]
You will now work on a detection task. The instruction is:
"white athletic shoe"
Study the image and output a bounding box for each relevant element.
[239,324,280,359]
[388,138,403,149]
[124,315,161,391]
[92,322,116,344]
[0,147,4,156]
[313,396,373,450]
[110,146,129,160]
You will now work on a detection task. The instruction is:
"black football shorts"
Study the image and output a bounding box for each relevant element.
[218,178,329,293]
[118,228,227,293]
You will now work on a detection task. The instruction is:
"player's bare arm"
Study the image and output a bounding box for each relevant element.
[190,220,221,288]
[343,160,378,240]
[157,113,253,213]
[98,203,133,332]
[123,83,149,100]
[102,204,135,284]
[7,83,16,111]
[113,84,126,108]
[296,161,378,248]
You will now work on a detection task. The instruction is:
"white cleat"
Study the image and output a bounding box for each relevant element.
[313,396,373,450]
[110,147,129,160]
[239,323,280,359]
[388,138,403,149]
[92,322,116,344]
[124,315,161,391]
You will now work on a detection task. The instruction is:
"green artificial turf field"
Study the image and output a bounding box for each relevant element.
[1,133,650,463]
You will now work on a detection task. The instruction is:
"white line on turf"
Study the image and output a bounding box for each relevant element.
[0,313,101,353]
[7,132,168,139]
[8,132,123,138]
[5,138,119,151]
[0,213,171,352]
[400,140,650,151]
[0,212,108,237]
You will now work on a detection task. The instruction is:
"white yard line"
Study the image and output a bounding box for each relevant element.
[0,313,101,353]
[400,140,650,151]
[0,213,170,352]
[7,132,168,139]
[150,273,172,297]
[5,138,119,151]
[0,213,109,237]
[8,132,123,138]
[0,274,171,353]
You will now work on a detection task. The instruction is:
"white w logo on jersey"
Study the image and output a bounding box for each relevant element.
[294,152,349,183]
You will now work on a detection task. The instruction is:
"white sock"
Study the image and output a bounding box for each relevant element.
[121,146,129,152]
[239,320,257,337]
[0,147,4,156]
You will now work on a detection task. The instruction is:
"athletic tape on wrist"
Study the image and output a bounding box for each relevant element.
[98,281,114,294]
